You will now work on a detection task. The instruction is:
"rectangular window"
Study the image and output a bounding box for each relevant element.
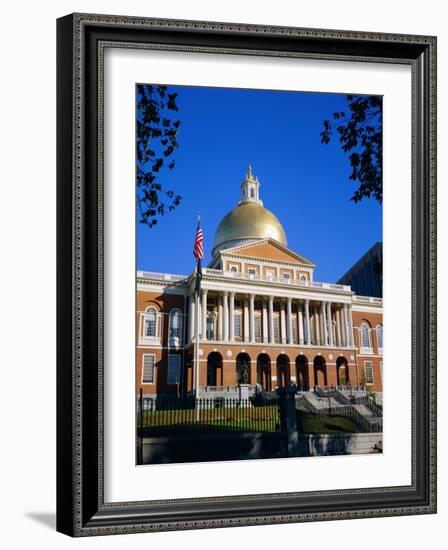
[291,316,298,343]
[142,354,155,384]
[273,315,280,341]
[206,315,215,340]
[364,361,374,385]
[282,272,290,280]
[265,269,275,279]
[167,354,181,385]
[234,313,242,337]
[254,315,262,339]
[169,312,181,339]
[144,315,157,337]
[248,268,257,275]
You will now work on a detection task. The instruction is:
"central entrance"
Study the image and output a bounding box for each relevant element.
[256,353,272,390]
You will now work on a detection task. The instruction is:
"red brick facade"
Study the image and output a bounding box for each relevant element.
[136,286,383,398]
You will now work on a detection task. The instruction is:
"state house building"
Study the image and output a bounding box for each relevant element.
[136,167,383,400]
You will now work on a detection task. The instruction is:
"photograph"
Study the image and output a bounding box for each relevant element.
[135,84,384,465]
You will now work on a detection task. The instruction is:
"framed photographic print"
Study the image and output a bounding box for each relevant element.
[56,13,437,536]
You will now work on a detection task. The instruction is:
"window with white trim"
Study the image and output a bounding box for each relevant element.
[360,323,370,347]
[360,322,373,353]
[234,313,242,338]
[282,272,290,280]
[299,274,307,282]
[206,313,215,340]
[364,361,374,385]
[248,268,257,275]
[144,307,157,337]
[169,308,182,342]
[167,354,181,385]
[142,354,155,384]
[230,266,238,272]
[376,324,383,352]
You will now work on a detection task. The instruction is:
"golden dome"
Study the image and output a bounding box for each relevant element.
[212,201,287,255]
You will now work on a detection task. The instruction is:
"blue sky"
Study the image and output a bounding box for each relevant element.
[136,85,382,283]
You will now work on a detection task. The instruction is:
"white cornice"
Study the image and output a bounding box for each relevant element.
[137,279,188,295]
[352,304,383,313]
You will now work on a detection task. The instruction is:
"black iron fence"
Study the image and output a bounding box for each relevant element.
[137,394,281,437]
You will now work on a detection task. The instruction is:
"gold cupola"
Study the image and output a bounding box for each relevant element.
[211,166,287,257]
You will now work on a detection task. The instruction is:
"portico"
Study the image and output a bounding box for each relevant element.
[188,272,355,351]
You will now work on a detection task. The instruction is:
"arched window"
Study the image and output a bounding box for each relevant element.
[360,322,371,350]
[230,266,238,272]
[169,308,182,345]
[376,324,383,352]
[144,307,157,337]
[300,274,307,282]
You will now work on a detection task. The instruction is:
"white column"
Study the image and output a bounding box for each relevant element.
[249,294,255,343]
[262,299,268,343]
[304,300,311,345]
[335,307,342,347]
[327,302,334,347]
[223,291,229,342]
[201,289,208,340]
[268,296,275,343]
[348,304,354,346]
[188,294,195,341]
[298,301,304,345]
[315,306,321,345]
[280,301,287,344]
[320,302,327,346]
[286,297,293,344]
[342,304,348,347]
[243,298,249,342]
[218,295,223,341]
[229,292,235,341]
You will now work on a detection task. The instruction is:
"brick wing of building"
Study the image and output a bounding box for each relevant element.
[137,167,383,400]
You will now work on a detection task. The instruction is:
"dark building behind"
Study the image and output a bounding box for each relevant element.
[337,242,383,298]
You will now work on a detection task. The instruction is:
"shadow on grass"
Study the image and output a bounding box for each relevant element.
[296,411,362,434]
[138,421,279,437]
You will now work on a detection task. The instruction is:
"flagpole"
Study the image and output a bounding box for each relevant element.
[194,277,200,420]
[193,211,202,421]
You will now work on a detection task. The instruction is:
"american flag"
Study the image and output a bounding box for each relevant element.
[193,221,204,261]
[193,218,204,294]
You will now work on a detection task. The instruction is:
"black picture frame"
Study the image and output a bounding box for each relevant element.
[56,13,437,536]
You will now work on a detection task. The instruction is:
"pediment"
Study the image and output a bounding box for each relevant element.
[223,239,315,266]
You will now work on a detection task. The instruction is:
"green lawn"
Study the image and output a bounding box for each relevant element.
[296,411,362,434]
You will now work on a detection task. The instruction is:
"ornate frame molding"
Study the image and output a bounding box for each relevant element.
[56,13,436,536]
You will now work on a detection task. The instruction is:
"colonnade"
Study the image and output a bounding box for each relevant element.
[188,290,354,348]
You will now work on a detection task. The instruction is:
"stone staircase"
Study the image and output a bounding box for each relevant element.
[297,387,383,433]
